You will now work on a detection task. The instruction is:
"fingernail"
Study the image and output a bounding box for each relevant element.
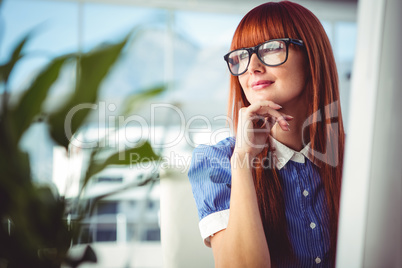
[285,115,294,119]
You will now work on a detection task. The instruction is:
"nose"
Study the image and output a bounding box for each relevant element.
[247,53,265,74]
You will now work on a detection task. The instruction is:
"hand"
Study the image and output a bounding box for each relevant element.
[234,100,293,158]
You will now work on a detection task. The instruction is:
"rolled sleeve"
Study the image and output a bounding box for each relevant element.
[199,209,230,247]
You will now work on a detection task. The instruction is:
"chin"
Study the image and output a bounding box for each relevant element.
[254,95,279,104]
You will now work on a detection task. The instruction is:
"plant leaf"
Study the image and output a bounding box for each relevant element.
[82,140,160,190]
[9,55,71,143]
[48,35,130,148]
[0,31,31,85]
[119,85,166,116]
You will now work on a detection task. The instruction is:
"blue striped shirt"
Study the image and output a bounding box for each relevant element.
[188,136,331,267]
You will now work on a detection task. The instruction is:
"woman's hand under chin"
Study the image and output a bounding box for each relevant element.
[233,100,293,159]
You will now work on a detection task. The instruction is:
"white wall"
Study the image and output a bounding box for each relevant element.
[336,0,402,267]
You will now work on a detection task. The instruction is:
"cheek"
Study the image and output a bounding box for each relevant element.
[282,64,307,92]
[289,72,306,90]
[238,76,252,101]
[238,76,247,90]
[284,75,305,100]
[284,50,308,85]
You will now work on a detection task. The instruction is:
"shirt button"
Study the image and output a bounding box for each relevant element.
[310,222,316,229]
[315,257,321,264]
[303,190,309,197]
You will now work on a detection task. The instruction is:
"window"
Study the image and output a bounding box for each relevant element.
[96,201,118,215]
[96,176,123,183]
[96,228,117,242]
[145,228,161,241]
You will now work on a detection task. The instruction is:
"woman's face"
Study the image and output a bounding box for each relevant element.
[238,47,308,108]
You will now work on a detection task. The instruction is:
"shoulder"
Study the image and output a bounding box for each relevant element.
[188,137,235,221]
[189,136,235,174]
[192,136,236,157]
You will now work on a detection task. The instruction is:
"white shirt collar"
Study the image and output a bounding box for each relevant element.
[269,136,316,170]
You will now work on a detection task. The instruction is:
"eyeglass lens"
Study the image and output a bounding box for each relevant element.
[227,40,287,75]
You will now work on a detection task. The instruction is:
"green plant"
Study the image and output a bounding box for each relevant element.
[0,28,163,267]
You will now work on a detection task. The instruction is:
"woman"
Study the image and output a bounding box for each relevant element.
[188,1,345,267]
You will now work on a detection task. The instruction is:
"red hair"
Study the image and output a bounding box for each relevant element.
[227,1,345,265]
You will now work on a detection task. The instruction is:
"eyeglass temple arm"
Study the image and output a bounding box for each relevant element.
[290,39,304,46]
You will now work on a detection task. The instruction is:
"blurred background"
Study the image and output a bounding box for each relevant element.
[2,0,400,268]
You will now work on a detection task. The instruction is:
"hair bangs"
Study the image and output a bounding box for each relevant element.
[231,2,300,51]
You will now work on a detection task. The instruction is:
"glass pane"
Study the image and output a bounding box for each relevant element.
[1,0,79,187]
[335,21,357,132]
[0,0,79,92]
[336,21,357,62]
[321,20,333,45]
[96,229,117,242]
[171,11,242,104]
[82,3,167,51]
[97,201,119,215]
[83,3,168,98]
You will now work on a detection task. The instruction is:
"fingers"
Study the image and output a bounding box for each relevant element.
[247,100,282,113]
[275,115,293,131]
[241,101,293,131]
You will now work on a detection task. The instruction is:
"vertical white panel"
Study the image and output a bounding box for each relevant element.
[165,9,175,91]
[362,0,402,266]
[159,165,215,268]
[337,0,402,267]
[117,213,127,244]
[336,0,385,267]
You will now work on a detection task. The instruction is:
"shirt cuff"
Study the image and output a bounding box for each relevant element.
[199,209,230,247]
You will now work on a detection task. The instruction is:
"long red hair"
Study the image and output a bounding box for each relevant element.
[227,1,345,265]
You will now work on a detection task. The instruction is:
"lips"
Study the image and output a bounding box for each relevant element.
[251,80,274,90]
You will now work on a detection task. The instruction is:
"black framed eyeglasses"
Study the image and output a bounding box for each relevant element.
[223,38,304,76]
